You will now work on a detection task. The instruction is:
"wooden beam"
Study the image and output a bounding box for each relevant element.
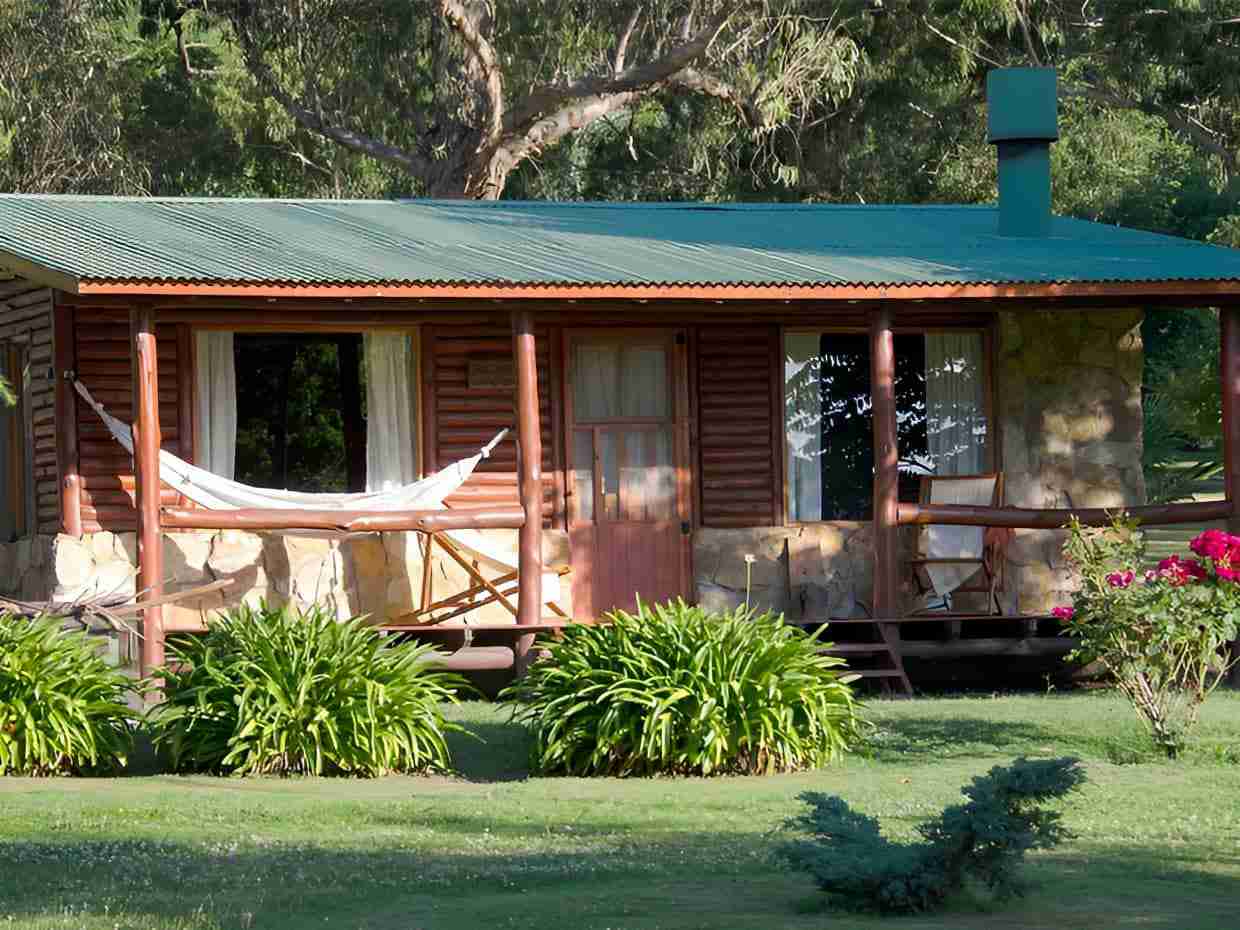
[158,506,525,533]
[512,309,543,633]
[896,499,1231,529]
[131,307,165,676]
[870,307,901,618]
[53,300,82,538]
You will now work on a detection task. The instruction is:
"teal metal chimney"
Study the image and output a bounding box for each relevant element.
[987,67,1058,237]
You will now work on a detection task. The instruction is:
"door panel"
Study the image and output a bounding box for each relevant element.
[567,330,689,618]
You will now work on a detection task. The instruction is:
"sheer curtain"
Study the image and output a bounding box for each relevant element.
[195,331,236,479]
[364,332,418,492]
[924,332,987,475]
[784,333,822,521]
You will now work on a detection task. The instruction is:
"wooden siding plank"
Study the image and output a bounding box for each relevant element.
[696,325,779,527]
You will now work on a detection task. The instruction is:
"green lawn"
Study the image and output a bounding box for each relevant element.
[2,693,1240,930]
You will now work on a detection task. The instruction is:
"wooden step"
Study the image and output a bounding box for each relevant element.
[849,669,907,679]
[811,614,1049,625]
[820,644,893,655]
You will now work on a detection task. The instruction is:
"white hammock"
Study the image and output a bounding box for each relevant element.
[74,380,503,513]
[74,381,565,617]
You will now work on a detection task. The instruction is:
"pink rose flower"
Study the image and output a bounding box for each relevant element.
[1218,564,1240,582]
[1156,555,1207,586]
[1051,605,1075,621]
[1106,570,1135,588]
[1190,529,1237,561]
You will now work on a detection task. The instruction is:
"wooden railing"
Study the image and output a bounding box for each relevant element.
[159,506,526,533]
[896,499,1230,529]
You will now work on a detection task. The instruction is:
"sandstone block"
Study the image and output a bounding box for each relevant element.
[207,530,265,576]
[53,535,95,589]
[115,532,138,565]
[163,532,213,584]
[90,530,117,563]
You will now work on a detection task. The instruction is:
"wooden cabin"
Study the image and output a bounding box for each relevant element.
[4,68,1240,687]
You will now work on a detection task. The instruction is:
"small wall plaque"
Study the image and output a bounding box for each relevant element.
[468,357,515,389]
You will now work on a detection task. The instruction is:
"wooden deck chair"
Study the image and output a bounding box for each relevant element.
[909,473,1010,615]
[393,528,571,626]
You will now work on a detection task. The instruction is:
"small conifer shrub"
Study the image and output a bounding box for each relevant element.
[778,757,1086,913]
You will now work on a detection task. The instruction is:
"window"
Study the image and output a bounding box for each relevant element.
[194,330,419,492]
[784,330,990,521]
[0,341,33,540]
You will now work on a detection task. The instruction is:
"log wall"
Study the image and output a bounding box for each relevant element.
[422,323,562,526]
[73,309,187,533]
[0,279,57,534]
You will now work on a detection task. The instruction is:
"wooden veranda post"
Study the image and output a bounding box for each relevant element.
[1223,308,1240,535]
[870,308,900,617]
[512,310,543,636]
[131,308,165,676]
[1221,308,1240,684]
[53,302,82,538]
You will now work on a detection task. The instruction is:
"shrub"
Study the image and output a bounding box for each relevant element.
[777,757,1086,914]
[1059,516,1239,757]
[148,602,467,776]
[502,599,863,776]
[0,613,134,775]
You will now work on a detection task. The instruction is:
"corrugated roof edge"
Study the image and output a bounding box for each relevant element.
[72,274,1240,287]
[0,193,998,212]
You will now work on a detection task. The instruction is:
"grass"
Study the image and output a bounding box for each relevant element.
[2,692,1240,929]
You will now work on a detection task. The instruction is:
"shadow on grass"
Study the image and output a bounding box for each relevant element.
[865,715,1160,765]
[0,833,1235,930]
[445,717,532,782]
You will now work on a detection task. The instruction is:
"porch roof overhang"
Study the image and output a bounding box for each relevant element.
[3,194,1240,304]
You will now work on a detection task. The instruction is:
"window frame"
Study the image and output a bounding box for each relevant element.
[0,339,35,541]
[188,322,423,486]
[779,322,998,526]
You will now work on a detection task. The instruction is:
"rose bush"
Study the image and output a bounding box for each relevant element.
[1058,516,1240,757]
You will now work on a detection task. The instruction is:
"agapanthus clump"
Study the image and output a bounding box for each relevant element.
[1058,517,1239,758]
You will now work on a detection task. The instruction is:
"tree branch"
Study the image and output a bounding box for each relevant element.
[1062,82,1237,180]
[505,8,735,133]
[667,67,759,125]
[614,5,642,76]
[438,0,504,146]
[506,92,642,163]
[1013,0,1043,66]
[231,27,436,182]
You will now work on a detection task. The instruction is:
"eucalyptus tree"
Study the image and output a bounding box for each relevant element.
[140,1,865,199]
[0,1,146,194]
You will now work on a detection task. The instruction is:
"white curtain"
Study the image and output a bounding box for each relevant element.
[924,332,987,476]
[573,343,668,420]
[364,332,418,492]
[784,333,821,522]
[195,331,236,479]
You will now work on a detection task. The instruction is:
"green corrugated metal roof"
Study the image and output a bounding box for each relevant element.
[1,194,1239,289]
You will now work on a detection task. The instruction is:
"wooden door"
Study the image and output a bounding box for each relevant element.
[566,329,691,618]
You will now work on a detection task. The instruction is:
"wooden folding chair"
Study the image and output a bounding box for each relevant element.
[392,530,571,626]
[909,473,1010,616]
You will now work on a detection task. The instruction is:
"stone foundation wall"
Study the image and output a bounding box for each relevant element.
[38,528,571,630]
[694,523,922,619]
[997,308,1145,612]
